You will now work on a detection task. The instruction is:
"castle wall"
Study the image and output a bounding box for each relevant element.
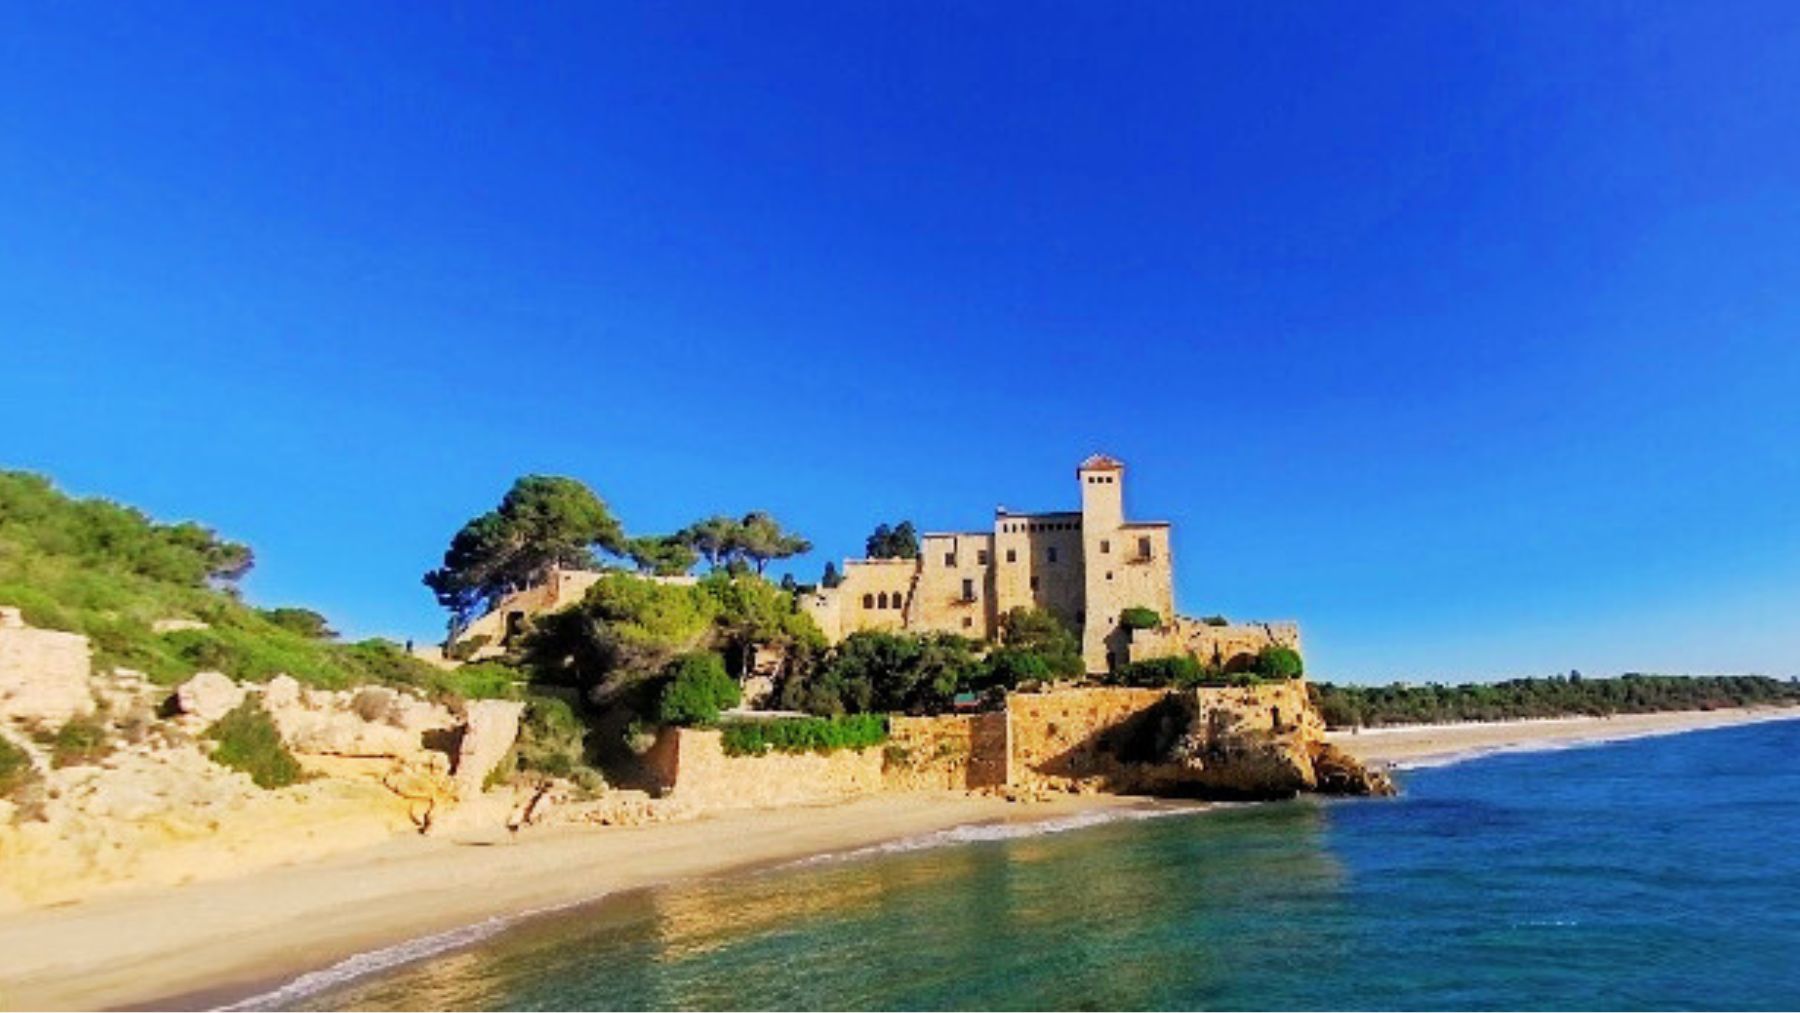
[1005,683,1319,794]
[1128,619,1302,671]
[801,456,1227,679]
[1005,686,1170,790]
[647,685,1319,803]
[885,712,1011,791]
[641,728,885,809]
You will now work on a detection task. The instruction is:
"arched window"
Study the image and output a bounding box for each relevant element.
[893,593,904,610]
[863,593,875,609]
[878,591,889,609]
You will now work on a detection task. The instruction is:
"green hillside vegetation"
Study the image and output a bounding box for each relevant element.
[0,470,513,699]
[1312,674,1800,728]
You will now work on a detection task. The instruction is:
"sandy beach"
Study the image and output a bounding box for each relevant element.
[1329,705,1800,767]
[3,706,1797,1011]
[0,792,1140,1011]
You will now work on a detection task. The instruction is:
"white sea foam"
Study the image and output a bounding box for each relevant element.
[215,894,603,1011]
[780,802,1211,868]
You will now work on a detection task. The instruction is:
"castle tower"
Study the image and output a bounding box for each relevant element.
[1077,454,1127,672]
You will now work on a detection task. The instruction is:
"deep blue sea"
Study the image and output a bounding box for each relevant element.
[262,719,1800,1011]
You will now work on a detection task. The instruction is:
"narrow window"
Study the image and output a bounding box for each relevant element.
[1100,539,1110,554]
[977,550,989,565]
[1047,547,1059,564]
[863,593,874,609]
[893,593,904,610]
[1138,536,1152,559]
[1006,548,1017,563]
[1106,571,1114,581]
[944,552,956,567]
[877,591,888,609]
[961,578,975,601]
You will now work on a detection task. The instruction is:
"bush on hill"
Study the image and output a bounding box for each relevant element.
[488,693,606,793]
[523,570,826,699]
[206,700,304,789]
[44,716,114,768]
[0,470,501,697]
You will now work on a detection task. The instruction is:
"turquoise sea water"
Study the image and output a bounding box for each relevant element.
[262,719,1800,1011]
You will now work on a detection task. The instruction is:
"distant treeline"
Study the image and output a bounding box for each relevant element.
[1311,674,1800,729]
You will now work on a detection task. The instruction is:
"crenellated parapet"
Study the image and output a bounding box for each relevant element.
[1126,616,1303,671]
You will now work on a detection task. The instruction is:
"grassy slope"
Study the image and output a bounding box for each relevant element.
[0,470,511,699]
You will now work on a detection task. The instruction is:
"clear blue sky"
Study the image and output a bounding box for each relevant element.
[4,4,1797,681]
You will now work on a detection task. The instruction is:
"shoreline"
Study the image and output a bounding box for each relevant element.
[1329,704,1800,768]
[3,706,1795,1011]
[0,792,1148,1011]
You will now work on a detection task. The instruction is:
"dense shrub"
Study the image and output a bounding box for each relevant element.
[1200,615,1229,627]
[1119,607,1161,631]
[1255,645,1304,680]
[493,694,605,792]
[206,700,304,789]
[524,572,825,698]
[657,651,740,726]
[996,608,1084,678]
[1113,655,1206,687]
[784,630,979,716]
[719,714,887,756]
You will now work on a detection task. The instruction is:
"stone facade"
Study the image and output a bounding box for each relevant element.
[804,455,1217,674]
[641,727,886,810]
[649,684,1342,803]
[886,712,1011,791]
[444,456,1300,679]
[1127,617,1303,672]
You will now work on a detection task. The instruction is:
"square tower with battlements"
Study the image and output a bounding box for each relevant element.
[803,453,1181,673]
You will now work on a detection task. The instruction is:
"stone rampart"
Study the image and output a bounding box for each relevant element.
[642,728,886,810]
[1128,618,1302,670]
[885,712,1010,791]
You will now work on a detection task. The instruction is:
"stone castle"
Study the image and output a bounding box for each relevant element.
[449,453,1299,675]
[801,454,1299,674]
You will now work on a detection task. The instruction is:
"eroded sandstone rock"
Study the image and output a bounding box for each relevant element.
[452,699,525,798]
[0,617,95,726]
[174,671,244,723]
[1308,741,1397,796]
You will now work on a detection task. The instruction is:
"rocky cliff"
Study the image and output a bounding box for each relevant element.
[1005,683,1394,800]
[0,610,531,909]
